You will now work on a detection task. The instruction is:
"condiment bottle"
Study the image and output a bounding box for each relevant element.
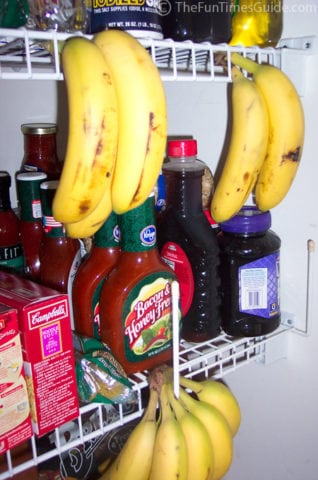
[39,181,81,326]
[16,171,47,280]
[99,195,180,376]
[21,123,62,180]
[157,139,221,343]
[218,206,281,336]
[162,0,232,44]
[230,0,283,47]
[72,212,121,340]
[0,171,24,273]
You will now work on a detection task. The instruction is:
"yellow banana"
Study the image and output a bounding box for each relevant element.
[165,368,241,437]
[93,29,167,215]
[100,387,159,480]
[167,384,215,480]
[52,36,118,223]
[211,66,269,223]
[65,186,112,239]
[231,52,305,212]
[178,387,233,480]
[149,383,187,480]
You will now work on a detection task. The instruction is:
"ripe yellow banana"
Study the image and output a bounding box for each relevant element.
[52,36,118,224]
[211,66,269,223]
[100,387,159,480]
[149,383,187,480]
[231,52,305,212]
[165,368,241,437]
[65,186,112,239]
[167,384,215,480]
[93,29,167,215]
[178,387,233,480]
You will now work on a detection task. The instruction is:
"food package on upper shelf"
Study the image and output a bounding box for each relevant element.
[26,0,88,32]
[0,0,29,28]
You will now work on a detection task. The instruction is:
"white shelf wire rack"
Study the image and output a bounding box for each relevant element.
[0,27,284,82]
[0,323,291,479]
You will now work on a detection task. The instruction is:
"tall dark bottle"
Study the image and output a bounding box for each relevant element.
[157,139,221,342]
[0,172,24,273]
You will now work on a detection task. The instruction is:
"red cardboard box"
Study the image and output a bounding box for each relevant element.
[0,272,79,437]
[0,303,33,453]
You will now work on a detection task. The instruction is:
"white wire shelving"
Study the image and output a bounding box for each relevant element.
[0,26,313,479]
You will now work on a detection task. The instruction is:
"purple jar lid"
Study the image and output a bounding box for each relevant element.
[220,206,271,234]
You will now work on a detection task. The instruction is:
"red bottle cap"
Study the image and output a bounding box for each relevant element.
[167,139,197,157]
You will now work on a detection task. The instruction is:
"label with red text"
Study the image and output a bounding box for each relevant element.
[123,273,180,363]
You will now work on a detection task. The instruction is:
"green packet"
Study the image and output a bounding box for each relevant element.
[73,332,137,406]
[0,0,29,28]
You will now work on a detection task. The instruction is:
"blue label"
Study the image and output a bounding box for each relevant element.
[238,252,280,318]
[141,225,156,246]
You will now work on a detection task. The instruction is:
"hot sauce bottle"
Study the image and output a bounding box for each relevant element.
[16,171,47,280]
[39,181,81,326]
[0,171,24,273]
[72,212,121,340]
[99,195,180,376]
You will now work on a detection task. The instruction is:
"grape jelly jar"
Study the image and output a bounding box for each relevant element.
[218,206,281,337]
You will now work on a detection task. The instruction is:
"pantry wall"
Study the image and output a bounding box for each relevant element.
[0,1,318,479]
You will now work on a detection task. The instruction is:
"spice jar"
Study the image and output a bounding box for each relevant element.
[21,123,62,180]
[218,206,281,337]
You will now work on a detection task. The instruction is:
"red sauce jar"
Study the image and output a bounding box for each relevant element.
[21,123,62,180]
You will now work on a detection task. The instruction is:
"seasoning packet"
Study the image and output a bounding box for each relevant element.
[73,333,137,405]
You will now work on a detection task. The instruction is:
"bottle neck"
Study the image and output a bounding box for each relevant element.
[120,196,157,252]
[164,169,204,215]
[0,189,11,211]
[94,212,120,248]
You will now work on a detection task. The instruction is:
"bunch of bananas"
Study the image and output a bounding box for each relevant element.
[99,366,241,480]
[52,30,167,239]
[211,53,305,223]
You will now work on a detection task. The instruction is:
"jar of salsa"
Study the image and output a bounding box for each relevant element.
[21,123,62,180]
[72,212,121,340]
[99,195,180,376]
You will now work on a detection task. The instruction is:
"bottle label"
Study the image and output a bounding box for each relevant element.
[160,242,194,317]
[123,273,179,363]
[91,281,106,341]
[43,215,65,237]
[238,252,280,318]
[0,243,24,270]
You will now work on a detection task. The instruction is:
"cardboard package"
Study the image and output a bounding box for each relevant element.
[0,272,79,437]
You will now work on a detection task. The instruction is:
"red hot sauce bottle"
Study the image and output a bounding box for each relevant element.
[99,195,180,376]
[16,171,47,280]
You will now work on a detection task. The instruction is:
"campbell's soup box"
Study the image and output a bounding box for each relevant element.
[0,303,33,452]
[0,272,79,437]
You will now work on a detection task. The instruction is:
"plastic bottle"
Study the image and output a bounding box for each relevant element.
[99,195,180,376]
[72,212,121,340]
[218,206,281,336]
[21,123,62,180]
[157,139,221,343]
[162,0,232,44]
[0,171,24,273]
[39,181,81,327]
[230,0,283,47]
[16,171,47,280]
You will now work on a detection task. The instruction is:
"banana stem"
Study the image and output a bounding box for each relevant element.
[230,52,259,74]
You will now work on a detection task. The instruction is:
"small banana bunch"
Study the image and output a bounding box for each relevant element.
[52,30,167,239]
[99,366,241,480]
[211,52,305,223]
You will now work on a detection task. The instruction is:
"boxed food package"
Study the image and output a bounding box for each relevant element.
[0,303,33,453]
[0,272,79,437]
